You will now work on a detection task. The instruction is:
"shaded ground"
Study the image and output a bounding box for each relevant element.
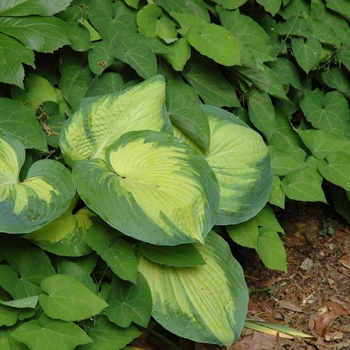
[232,201,350,350]
[130,201,350,350]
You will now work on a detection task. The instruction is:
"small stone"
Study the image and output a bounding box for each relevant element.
[300,258,313,271]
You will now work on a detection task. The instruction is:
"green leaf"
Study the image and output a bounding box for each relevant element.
[0,1,26,14]
[257,227,287,271]
[292,37,322,73]
[0,133,76,234]
[268,108,305,150]
[187,20,241,66]
[105,273,152,328]
[322,67,350,98]
[331,185,350,224]
[0,33,35,88]
[140,243,206,267]
[56,6,93,52]
[24,199,95,257]
[0,245,55,299]
[1,296,38,309]
[326,0,350,21]
[85,73,124,98]
[300,89,350,138]
[56,255,97,293]
[281,157,327,202]
[0,305,19,327]
[162,37,191,71]
[59,50,94,112]
[227,204,284,250]
[138,231,248,347]
[268,145,305,176]
[256,0,282,16]
[80,18,101,42]
[317,152,350,191]
[60,75,170,167]
[218,7,276,68]
[11,73,57,107]
[80,315,142,350]
[0,0,72,16]
[202,105,273,225]
[1,328,30,349]
[0,16,71,53]
[279,16,310,37]
[235,64,287,100]
[125,0,139,9]
[113,43,157,79]
[309,17,340,48]
[88,40,123,75]
[267,58,302,90]
[166,79,210,151]
[40,274,108,321]
[248,89,275,139]
[182,51,240,107]
[137,3,177,40]
[255,204,285,233]
[115,33,172,55]
[155,0,210,22]
[36,101,67,148]
[311,1,349,42]
[12,314,92,350]
[268,175,285,209]
[0,98,46,151]
[74,130,220,246]
[88,0,137,44]
[227,219,259,249]
[85,227,137,283]
[299,130,350,160]
[212,0,248,9]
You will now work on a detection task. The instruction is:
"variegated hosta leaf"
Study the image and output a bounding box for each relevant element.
[24,196,95,257]
[202,105,274,225]
[138,230,248,347]
[59,75,171,167]
[73,130,220,245]
[0,132,76,233]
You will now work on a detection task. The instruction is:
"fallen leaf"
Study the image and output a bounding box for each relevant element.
[279,300,303,312]
[228,331,289,350]
[311,301,347,335]
[329,295,350,314]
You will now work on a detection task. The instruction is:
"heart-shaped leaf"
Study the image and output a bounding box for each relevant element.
[138,231,248,347]
[105,273,152,328]
[59,75,171,167]
[85,226,138,283]
[73,130,220,245]
[24,196,95,257]
[201,105,274,225]
[40,274,108,322]
[0,132,75,233]
[80,315,141,350]
[11,314,92,350]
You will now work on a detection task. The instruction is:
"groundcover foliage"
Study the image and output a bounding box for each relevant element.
[0,0,349,348]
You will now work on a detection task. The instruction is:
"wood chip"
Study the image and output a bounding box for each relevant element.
[339,259,350,269]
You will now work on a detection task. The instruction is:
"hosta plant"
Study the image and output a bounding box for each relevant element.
[0,75,273,348]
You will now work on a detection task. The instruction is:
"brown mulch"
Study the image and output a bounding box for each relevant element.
[232,201,350,350]
[130,201,350,350]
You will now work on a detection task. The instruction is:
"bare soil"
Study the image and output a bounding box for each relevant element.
[130,201,350,350]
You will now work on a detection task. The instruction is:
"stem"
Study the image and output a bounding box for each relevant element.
[146,327,182,350]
